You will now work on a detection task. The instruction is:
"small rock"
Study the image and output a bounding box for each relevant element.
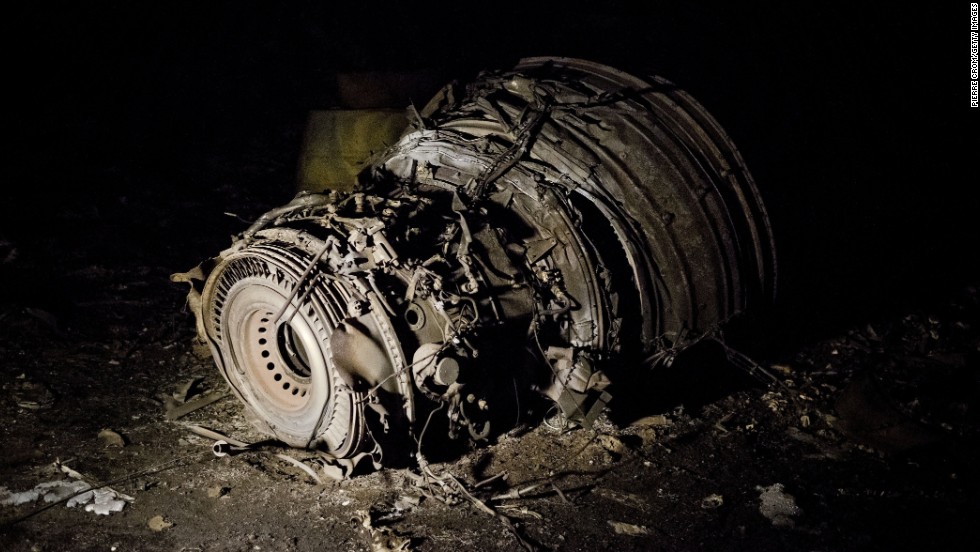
[148,515,173,532]
[756,483,801,527]
[98,429,127,447]
[771,364,793,376]
[608,520,650,536]
[11,380,55,410]
[597,434,628,457]
[636,428,657,446]
[207,486,230,498]
[700,494,724,509]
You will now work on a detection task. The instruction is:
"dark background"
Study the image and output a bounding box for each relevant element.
[3,2,977,348]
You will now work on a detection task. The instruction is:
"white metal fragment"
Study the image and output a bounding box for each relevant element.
[0,480,91,506]
[756,483,802,527]
[68,487,129,515]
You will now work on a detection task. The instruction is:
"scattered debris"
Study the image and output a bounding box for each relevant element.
[313,452,381,481]
[799,414,811,428]
[594,488,648,511]
[148,514,173,532]
[771,364,794,376]
[183,423,344,485]
[0,479,130,516]
[1,480,91,507]
[407,452,538,551]
[70,488,128,515]
[275,453,322,484]
[761,391,789,413]
[8,377,55,411]
[700,494,724,510]
[207,486,229,499]
[165,390,229,421]
[173,376,205,403]
[318,462,347,482]
[608,520,650,536]
[597,434,628,457]
[756,484,801,527]
[490,482,549,502]
[98,429,127,447]
[57,461,86,481]
[183,424,250,449]
[634,427,658,447]
[352,509,415,552]
[713,412,734,433]
[211,439,252,457]
[393,495,422,512]
[495,504,543,520]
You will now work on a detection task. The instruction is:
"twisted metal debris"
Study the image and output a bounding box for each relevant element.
[174,57,776,467]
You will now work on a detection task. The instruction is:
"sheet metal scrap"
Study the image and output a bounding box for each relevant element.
[174,57,776,467]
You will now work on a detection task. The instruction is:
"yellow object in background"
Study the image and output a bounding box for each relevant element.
[296,109,408,192]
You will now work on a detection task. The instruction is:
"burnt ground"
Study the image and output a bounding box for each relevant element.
[2,4,979,552]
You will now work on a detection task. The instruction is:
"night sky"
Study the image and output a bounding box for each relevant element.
[3,3,977,344]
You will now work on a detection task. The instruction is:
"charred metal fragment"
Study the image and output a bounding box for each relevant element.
[174,57,776,467]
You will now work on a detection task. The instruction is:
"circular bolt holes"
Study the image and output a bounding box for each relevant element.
[259,338,267,345]
[261,350,270,358]
[283,382,290,390]
[405,303,426,331]
[258,327,267,333]
[273,373,283,382]
[266,362,275,370]
[292,388,299,396]
[261,318,269,323]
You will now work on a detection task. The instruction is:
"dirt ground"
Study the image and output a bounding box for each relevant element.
[0,127,978,552]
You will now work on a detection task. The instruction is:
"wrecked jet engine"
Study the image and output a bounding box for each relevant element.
[175,57,775,467]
